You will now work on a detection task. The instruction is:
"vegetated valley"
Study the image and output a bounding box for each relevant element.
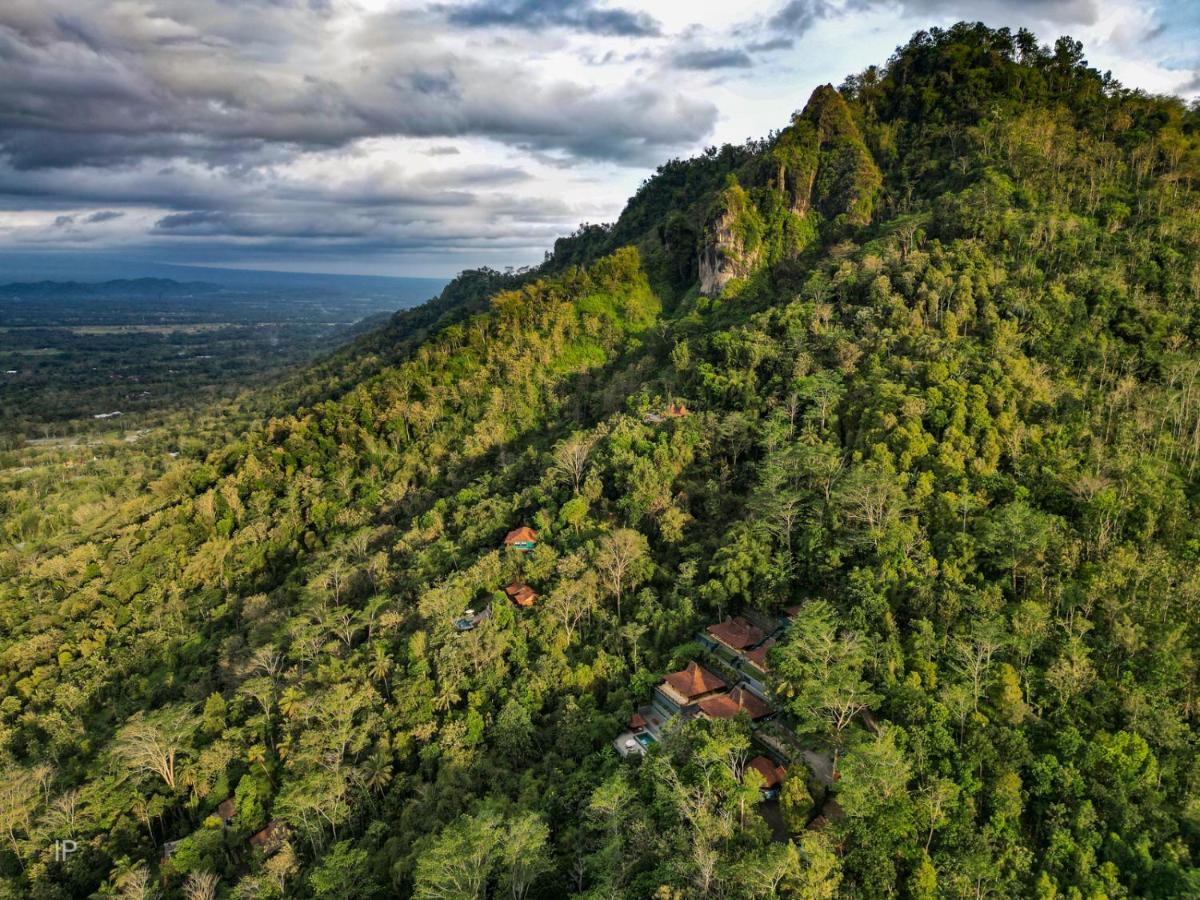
[2,23,1199,899]
[0,275,444,443]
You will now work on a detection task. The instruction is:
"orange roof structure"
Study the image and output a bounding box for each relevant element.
[698,685,774,721]
[748,756,787,790]
[503,526,538,547]
[249,820,289,852]
[505,581,538,607]
[706,616,765,651]
[660,661,726,704]
[630,712,647,730]
[743,638,777,673]
[215,798,236,822]
[784,604,804,619]
[664,402,689,418]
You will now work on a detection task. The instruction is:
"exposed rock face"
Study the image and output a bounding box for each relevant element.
[698,188,761,297]
[698,211,747,296]
[696,84,881,297]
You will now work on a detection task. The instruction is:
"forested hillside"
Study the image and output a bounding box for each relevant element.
[2,22,1200,899]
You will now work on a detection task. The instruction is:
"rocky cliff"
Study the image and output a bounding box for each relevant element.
[697,84,882,296]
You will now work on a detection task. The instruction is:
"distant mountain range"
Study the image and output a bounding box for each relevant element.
[0,278,224,298]
[0,253,447,298]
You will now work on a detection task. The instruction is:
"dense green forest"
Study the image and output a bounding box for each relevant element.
[2,22,1200,898]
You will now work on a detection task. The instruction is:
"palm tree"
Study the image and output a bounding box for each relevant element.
[362,748,393,795]
[369,643,394,696]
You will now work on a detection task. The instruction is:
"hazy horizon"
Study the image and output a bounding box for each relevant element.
[0,251,454,286]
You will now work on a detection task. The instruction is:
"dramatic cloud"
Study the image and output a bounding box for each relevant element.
[769,0,830,35]
[0,2,711,170]
[746,37,795,52]
[0,0,1193,276]
[443,0,661,36]
[50,210,124,229]
[673,47,755,70]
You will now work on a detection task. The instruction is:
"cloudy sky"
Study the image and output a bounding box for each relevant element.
[0,0,1196,277]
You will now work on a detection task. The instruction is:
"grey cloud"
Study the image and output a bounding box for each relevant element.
[0,156,540,215]
[0,141,580,261]
[43,209,124,229]
[890,0,1100,26]
[746,37,794,52]
[154,209,368,239]
[409,71,460,99]
[442,0,661,37]
[144,189,577,249]
[154,210,221,231]
[0,0,699,273]
[673,47,755,71]
[0,2,711,170]
[769,0,830,34]
[429,165,530,187]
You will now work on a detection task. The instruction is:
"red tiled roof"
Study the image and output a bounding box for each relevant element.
[215,798,236,821]
[748,755,787,789]
[698,686,774,720]
[706,616,765,651]
[504,526,538,545]
[665,402,689,417]
[630,713,647,730]
[744,638,776,672]
[784,604,803,619]
[697,694,741,719]
[505,581,538,606]
[663,661,726,700]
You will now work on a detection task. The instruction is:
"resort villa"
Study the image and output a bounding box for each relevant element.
[706,616,766,654]
[503,526,538,551]
[743,638,777,675]
[697,685,775,722]
[655,660,727,713]
[504,581,538,607]
[747,755,788,799]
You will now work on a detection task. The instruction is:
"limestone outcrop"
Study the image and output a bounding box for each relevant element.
[697,84,881,296]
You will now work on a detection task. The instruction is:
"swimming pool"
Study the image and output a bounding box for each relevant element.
[635,732,656,748]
